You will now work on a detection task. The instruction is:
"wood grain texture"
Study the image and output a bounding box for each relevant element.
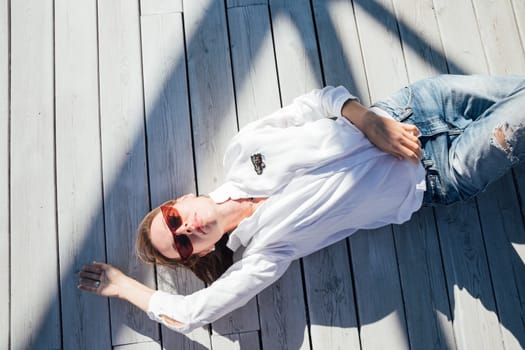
[0,0,8,347]
[227,0,268,8]
[212,331,260,350]
[350,227,410,350]
[432,0,487,74]
[435,200,503,350]
[184,0,238,193]
[140,0,183,15]
[258,261,310,350]
[141,12,212,349]
[512,0,525,51]
[113,341,161,350]
[10,0,61,349]
[393,209,457,350]
[55,0,112,349]
[311,0,370,102]
[98,0,159,345]
[353,0,408,100]
[477,175,525,350]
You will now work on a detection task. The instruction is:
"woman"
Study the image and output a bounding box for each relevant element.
[78,75,525,333]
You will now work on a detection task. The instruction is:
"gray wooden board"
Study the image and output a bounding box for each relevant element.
[184,0,238,193]
[352,0,408,100]
[512,0,525,50]
[113,341,160,350]
[9,0,61,349]
[434,200,503,350]
[211,331,260,350]
[393,209,457,350]
[140,0,183,15]
[389,1,456,348]
[311,0,370,102]
[258,261,310,350]
[302,241,361,350]
[140,12,212,349]
[183,0,260,336]
[349,227,410,350]
[98,0,160,345]
[0,0,8,347]
[55,0,112,349]
[477,175,525,349]
[227,0,268,8]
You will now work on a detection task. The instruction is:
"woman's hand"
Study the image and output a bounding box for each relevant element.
[341,99,422,164]
[362,110,422,164]
[78,261,127,298]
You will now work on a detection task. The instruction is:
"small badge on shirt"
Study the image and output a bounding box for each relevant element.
[250,153,265,175]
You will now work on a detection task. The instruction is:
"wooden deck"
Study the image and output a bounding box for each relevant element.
[2,0,525,349]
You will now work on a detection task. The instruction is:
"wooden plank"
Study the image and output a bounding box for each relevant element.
[392,0,448,81]
[184,0,238,193]
[393,209,457,350]
[227,0,268,9]
[353,0,408,100]
[54,0,112,349]
[212,331,260,350]
[432,0,487,74]
[311,0,369,102]
[257,262,310,350]
[511,0,525,51]
[140,0,183,16]
[0,0,8,347]
[389,1,456,349]
[302,242,360,350]
[435,200,503,350]
[350,227,410,349]
[10,0,61,349]
[477,175,525,349]
[113,341,160,350]
[472,0,525,75]
[140,12,212,349]
[98,0,160,345]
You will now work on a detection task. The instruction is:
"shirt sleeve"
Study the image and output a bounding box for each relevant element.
[240,86,357,131]
[147,251,292,334]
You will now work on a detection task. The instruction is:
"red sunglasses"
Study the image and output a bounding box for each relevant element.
[160,205,194,260]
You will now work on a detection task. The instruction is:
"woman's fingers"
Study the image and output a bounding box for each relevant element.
[79,270,100,281]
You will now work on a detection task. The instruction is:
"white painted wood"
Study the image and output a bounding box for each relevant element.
[477,175,525,350]
[55,0,112,349]
[227,0,268,8]
[303,241,361,350]
[98,0,160,345]
[141,12,213,349]
[389,2,456,349]
[258,261,310,350]
[312,0,370,102]
[10,0,61,349]
[0,0,8,347]
[472,0,525,75]
[350,227,410,350]
[140,0,183,16]
[393,209,457,350]
[432,0,487,74]
[212,331,260,350]
[184,0,238,194]
[511,0,525,50]
[393,0,448,82]
[435,200,503,350]
[353,0,408,100]
[113,341,161,350]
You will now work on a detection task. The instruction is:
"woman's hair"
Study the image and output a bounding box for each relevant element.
[135,199,234,284]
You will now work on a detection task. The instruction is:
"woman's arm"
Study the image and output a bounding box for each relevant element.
[78,262,184,326]
[341,99,422,164]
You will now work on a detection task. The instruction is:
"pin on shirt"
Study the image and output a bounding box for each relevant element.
[250,153,265,175]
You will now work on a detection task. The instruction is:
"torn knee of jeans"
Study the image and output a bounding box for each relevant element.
[492,123,514,154]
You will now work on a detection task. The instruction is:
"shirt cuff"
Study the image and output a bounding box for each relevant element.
[147,290,191,333]
[332,86,358,117]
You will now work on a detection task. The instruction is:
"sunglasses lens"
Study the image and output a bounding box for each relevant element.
[175,235,193,260]
[161,206,182,231]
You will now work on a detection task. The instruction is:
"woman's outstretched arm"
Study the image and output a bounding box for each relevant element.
[78,262,184,327]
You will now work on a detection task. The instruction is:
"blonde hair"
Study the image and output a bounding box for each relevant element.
[135,199,233,284]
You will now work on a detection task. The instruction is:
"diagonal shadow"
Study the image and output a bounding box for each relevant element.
[24,0,525,349]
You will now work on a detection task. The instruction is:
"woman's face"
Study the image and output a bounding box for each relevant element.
[149,194,224,260]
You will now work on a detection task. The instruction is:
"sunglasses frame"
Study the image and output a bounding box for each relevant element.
[160,205,194,261]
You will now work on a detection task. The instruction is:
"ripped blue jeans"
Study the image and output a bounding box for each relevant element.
[373,74,525,206]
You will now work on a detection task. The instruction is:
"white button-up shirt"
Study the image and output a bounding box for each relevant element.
[147,86,426,333]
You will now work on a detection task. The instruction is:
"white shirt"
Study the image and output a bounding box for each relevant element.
[147,86,426,333]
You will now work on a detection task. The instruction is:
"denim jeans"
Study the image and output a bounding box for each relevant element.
[373,75,525,206]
